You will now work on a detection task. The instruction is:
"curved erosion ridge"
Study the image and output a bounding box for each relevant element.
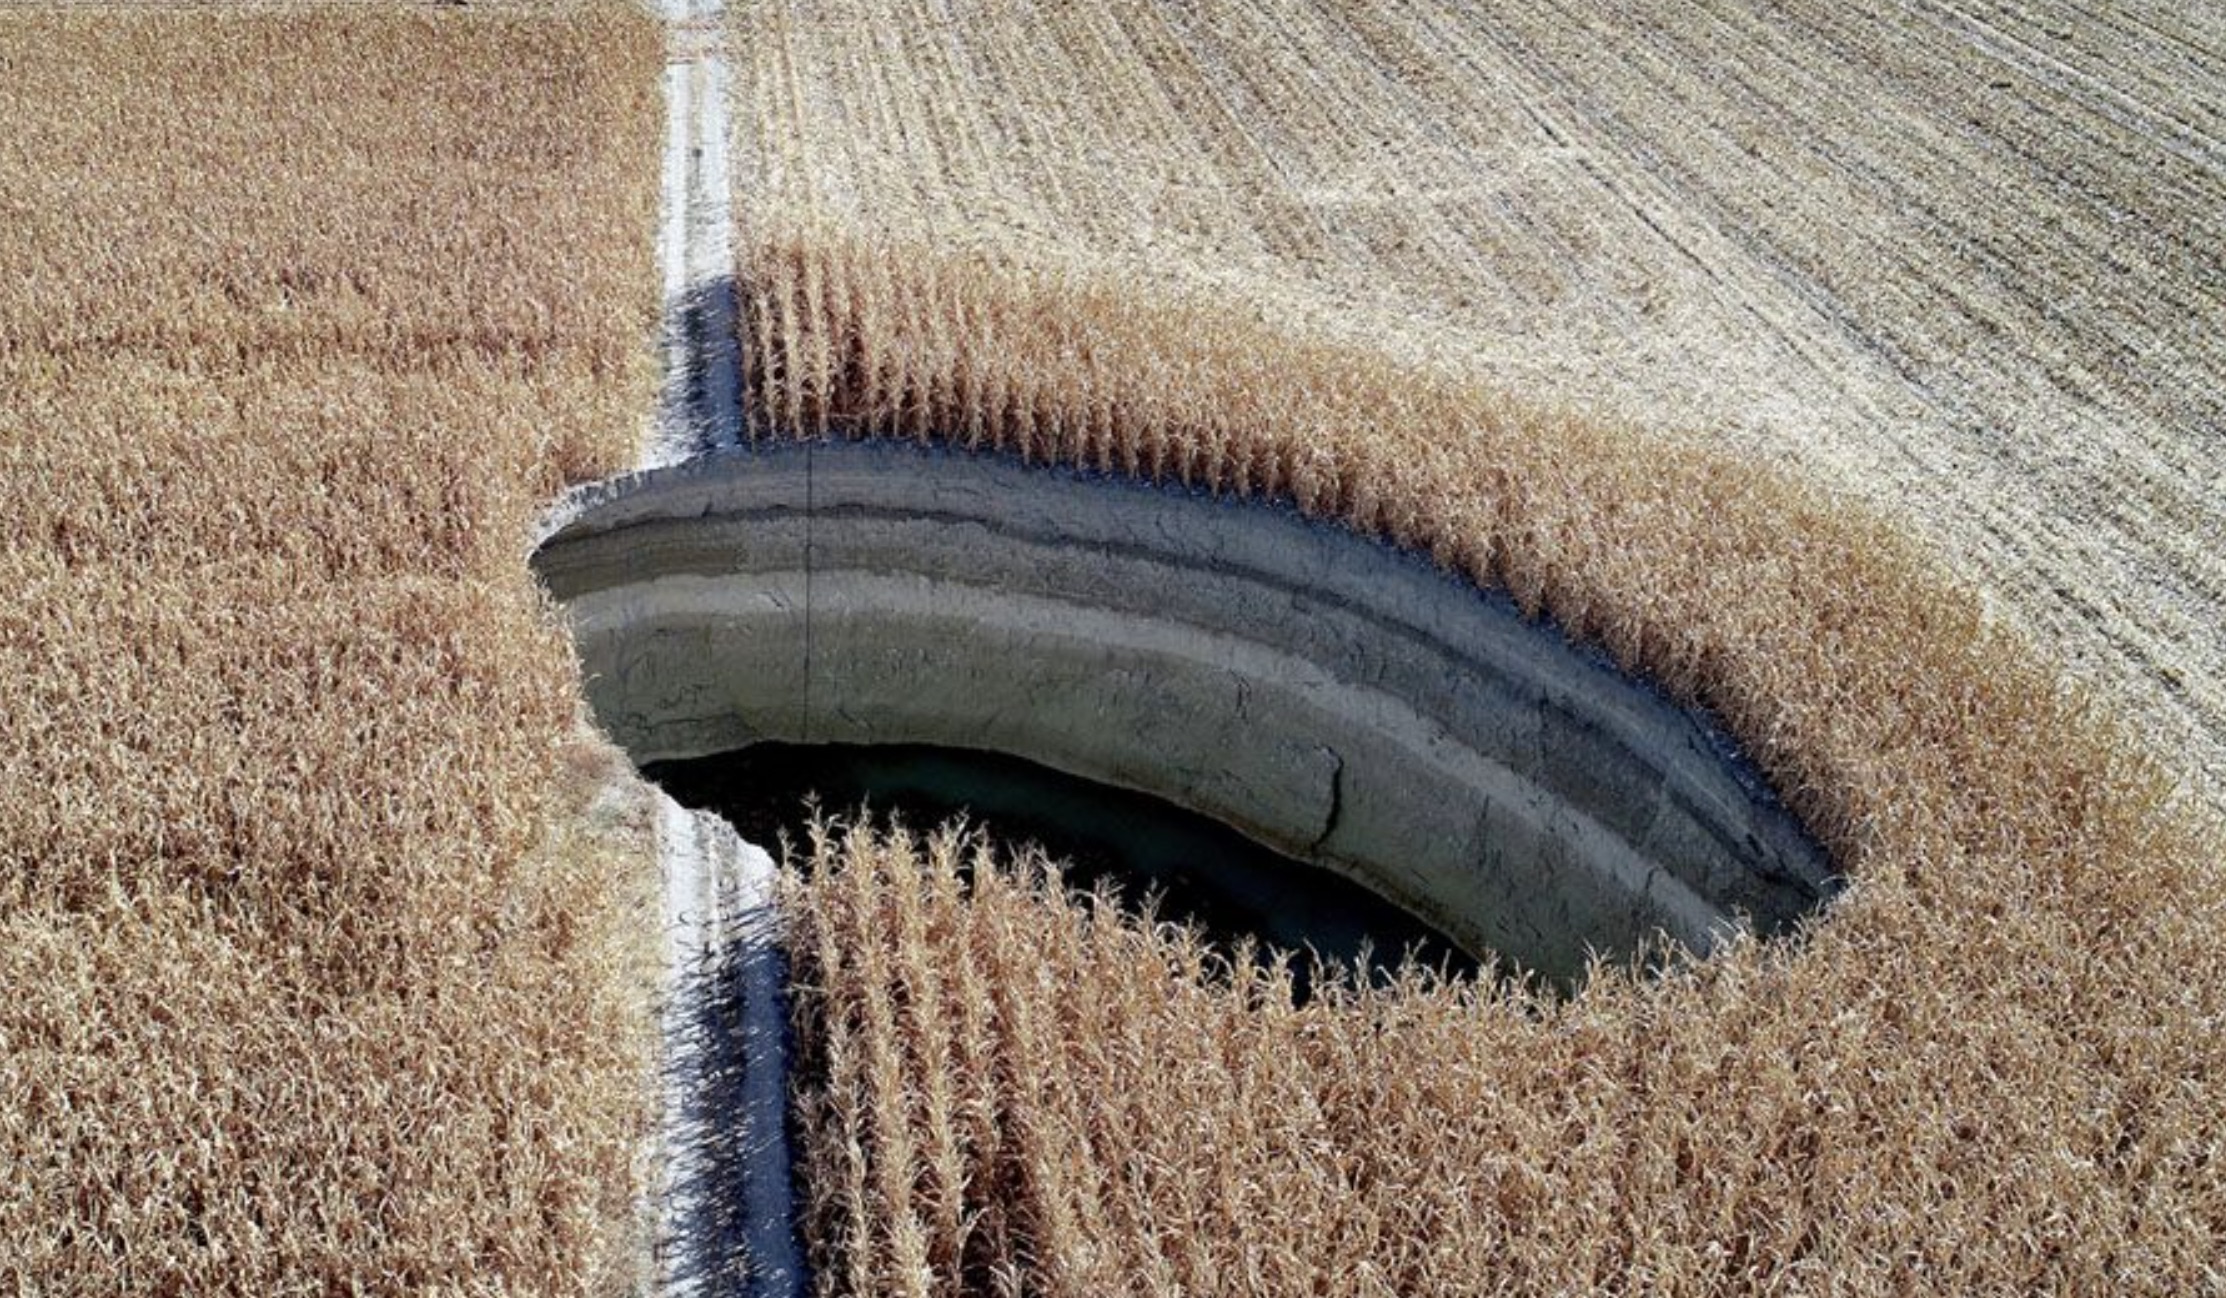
[534,439,1837,981]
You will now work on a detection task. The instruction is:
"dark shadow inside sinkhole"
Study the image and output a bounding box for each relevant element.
[645,742,1478,998]
[535,440,1843,990]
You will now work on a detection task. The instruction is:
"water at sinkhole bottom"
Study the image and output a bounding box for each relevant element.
[644,742,1478,999]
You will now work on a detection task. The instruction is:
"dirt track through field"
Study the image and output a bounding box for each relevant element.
[732,0,2226,803]
[637,0,802,1291]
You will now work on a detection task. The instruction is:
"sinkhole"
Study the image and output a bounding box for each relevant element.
[533,438,1839,986]
[648,741,1477,994]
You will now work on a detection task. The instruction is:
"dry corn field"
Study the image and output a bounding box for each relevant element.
[3,0,2222,1293]
[0,5,664,1291]
[734,0,2226,801]
[731,0,2226,1292]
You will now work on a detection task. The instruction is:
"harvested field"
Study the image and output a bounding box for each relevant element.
[0,5,664,1291]
[732,0,2226,801]
[727,0,2226,1292]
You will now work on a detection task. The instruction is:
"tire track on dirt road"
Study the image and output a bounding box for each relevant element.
[644,2,802,1294]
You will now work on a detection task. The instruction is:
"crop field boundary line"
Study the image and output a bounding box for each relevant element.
[649,0,746,468]
[645,0,799,1293]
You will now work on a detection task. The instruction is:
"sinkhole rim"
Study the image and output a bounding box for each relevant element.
[533,437,1842,984]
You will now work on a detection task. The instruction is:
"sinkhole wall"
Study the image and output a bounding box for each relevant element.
[532,440,1836,981]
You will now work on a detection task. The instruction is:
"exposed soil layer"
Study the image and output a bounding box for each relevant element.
[720,5,2226,1290]
[536,440,1835,983]
[731,0,2226,808]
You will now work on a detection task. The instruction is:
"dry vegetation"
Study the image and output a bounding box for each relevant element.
[732,0,2226,799]
[0,6,663,1291]
[755,235,2226,1293]
[791,807,2224,1296]
[729,1,2226,1291]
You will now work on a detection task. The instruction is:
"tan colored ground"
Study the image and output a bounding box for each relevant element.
[728,2,2226,1293]
[732,0,2225,805]
[0,7,663,1290]
[2,0,2215,1289]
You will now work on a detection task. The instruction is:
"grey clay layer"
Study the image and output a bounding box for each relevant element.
[535,439,1836,981]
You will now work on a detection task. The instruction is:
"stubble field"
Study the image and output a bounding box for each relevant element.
[4,0,2220,1292]
[729,1,2226,1293]
[733,0,2226,801]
